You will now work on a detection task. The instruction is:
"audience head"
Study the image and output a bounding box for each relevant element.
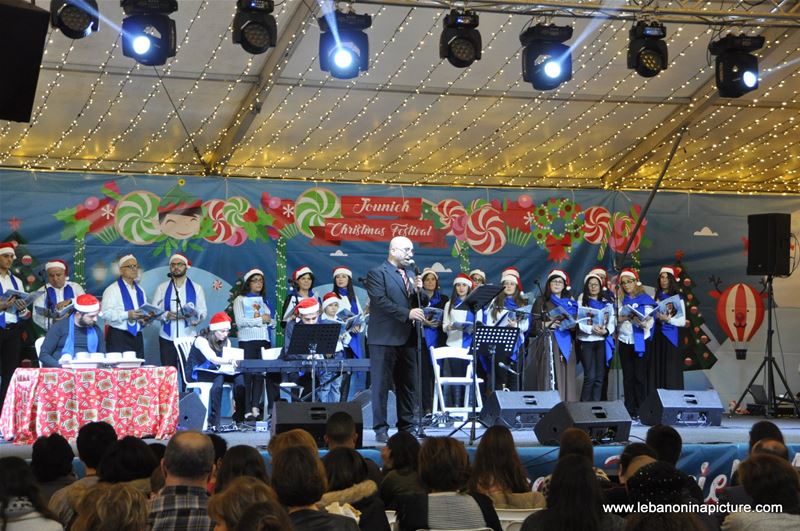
[558,427,593,461]
[271,445,326,508]
[71,482,148,531]
[215,445,269,493]
[469,425,530,493]
[542,455,604,529]
[98,436,159,483]
[0,457,53,519]
[207,432,229,463]
[748,420,784,452]
[267,428,318,456]
[645,424,682,466]
[322,448,369,491]
[626,461,687,505]
[76,421,117,470]
[418,437,470,493]
[208,476,279,531]
[31,433,75,482]
[148,442,167,462]
[618,443,658,485]
[738,453,800,512]
[751,438,789,460]
[233,498,294,531]
[324,411,359,449]
[162,431,215,484]
[381,431,420,472]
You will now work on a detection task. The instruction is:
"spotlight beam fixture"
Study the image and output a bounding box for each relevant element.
[440,9,481,68]
[233,0,277,54]
[520,23,573,91]
[709,33,764,98]
[50,0,99,39]
[318,9,372,79]
[121,0,178,66]
[627,20,668,78]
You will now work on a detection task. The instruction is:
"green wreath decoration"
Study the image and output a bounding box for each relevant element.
[530,197,584,245]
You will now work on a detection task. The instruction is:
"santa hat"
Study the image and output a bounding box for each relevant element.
[292,266,314,282]
[169,253,191,268]
[118,254,136,267]
[453,273,473,288]
[332,266,352,278]
[660,266,678,279]
[74,294,100,313]
[588,267,607,281]
[322,292,340,311]
[421,268,438,281]
[469,269,486,281]
[501,267,523,290]
[0,242,17,258]
[209,312,232,331]
[547,269,571,291]
[296,297,320,316]
[243,268,264,285]
[584,271,603,286]
[620,268,641,286]
[45,260,68,275]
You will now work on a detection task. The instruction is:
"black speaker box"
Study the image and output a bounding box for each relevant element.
[0,0,50,123]
[747,213,790,276]
[639,389,723,427]
[178,392,207,432]
[534,400,631,445]
[271,401,363,448]
[479,391,561,429]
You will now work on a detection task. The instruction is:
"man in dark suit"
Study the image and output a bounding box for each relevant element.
[367,236,426,443]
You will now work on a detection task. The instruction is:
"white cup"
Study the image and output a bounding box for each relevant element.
[90,352,104,361]
[75,351,90,361]
[106,351,122,362]
[122,351,137,361]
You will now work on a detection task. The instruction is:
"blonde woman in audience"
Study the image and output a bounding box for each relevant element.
[71,483,148,531]
[266,428,319,456]
[208,476,278,531]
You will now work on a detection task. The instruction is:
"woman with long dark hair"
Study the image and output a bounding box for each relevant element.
[650,266,686,391]
[321,448,390,531]
[233,268,275,421]
[379,431,423,510]
[0,457,62,530]
[483,268,529,391]
[419,268,448,415]
[617,268,656,418]
[214,445,269,494]
[576,272,615,402]
[332,266,365,401]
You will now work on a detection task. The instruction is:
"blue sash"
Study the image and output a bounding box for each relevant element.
[163,278,197,336]
[423,291,444,350]
[337,287,363,358]
[623,293,657,357]
[657,291,680,347]
[550,294,577,361]
[0,274,20,328]
[588,298,615,366]
[47,284,75,313]
[118,278,145,336]
[453,296,475,349]
[62,316,98,355]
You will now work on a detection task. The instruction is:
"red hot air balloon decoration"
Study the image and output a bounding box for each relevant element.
[711,283,766,360]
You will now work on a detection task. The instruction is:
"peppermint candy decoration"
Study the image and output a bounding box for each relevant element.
[433,199,467,231]
[465,205,507,255]
[203,200,234,244]
[114,192,161,245]
[222,196,251,227]
[582,206,611,244]
[294,188,340,238]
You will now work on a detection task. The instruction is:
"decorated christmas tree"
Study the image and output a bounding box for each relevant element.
[674,251,717,370]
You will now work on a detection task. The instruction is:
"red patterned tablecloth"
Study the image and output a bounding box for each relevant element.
[0,367,179,445]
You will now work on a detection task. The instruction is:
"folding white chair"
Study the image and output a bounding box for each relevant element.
[496,508,539,531]
[174,337,232,431]
[504,522,524,531]
[429,346,483,420]
[34,337,45,358]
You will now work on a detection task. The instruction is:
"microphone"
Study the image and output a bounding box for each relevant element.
[167,272,174,278]
[498,362,519,375]
[404,259,421,276]
[357,276,368,284]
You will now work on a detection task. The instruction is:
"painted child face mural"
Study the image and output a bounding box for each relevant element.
[157,183,203,240]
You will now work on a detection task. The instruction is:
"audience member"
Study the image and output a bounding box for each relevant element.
[234,499,294,531]
[521,455,623,531]
[206,432,228,493]
[0,457,62,530]
[148,431,215,531]
[271,445,359,531]
[396,437,502,531]
[468,426,544,509]
[325,412,383,485]
[97,436,159,497]
[48,421,117,526]
[379,431,423,510]
[215,445,269,493]
[541,427,611,497]
[148,442,167,461]
[71,482,148,531]
[722,453,800,531]
[321,448,390,531]
[267,428,319,456]
[603,443,658,515]
[30,433,76,504]
[208,476,277,531]
[748,420,784,451]
[645,424,683,465]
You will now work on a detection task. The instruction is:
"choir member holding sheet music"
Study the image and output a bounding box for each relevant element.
[576,272,616,402]
[484,268,529,392]
[616,268,657,418]
[442,273,478,403]
[280,266,318,329]
[233,268,276,421]
[650,266,687,391]
[332,266,365,402]
[530,269,578,401]
[420,268,448,416]
[0,242,32,409]
[319,292,351,402]
[33,259,84,332]
[186,312,245,431]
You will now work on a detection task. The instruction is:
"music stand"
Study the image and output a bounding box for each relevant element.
[286,323,341,402]
[474,326,522,394]
[450,284,502,444]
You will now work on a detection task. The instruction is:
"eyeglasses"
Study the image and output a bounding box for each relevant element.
[392,247,413,254]
[121,264,139,269]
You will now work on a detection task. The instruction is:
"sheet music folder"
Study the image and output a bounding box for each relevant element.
[454,283,503,313]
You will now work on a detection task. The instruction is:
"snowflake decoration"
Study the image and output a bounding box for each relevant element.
[524,212,535,226]
[212,279,223,291]
[100,205,114,220]
[282,203,295,218]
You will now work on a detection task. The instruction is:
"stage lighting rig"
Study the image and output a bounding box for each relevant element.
[233,0,276,54]
[709,33,764,98]
[520,23,573,91]
[121,0,178,66]
[50,0,98,39]
[440,9,481,68]
[318,9,372,79]
[627,20,668,78]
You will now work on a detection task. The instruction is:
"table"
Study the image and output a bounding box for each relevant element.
[0,367,179,445]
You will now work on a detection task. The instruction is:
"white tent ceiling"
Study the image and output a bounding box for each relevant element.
[1,0,798,193]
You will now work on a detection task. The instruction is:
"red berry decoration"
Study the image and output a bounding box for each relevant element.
[683,278,691,286]
[687,294,694,301]
[702,352,710,360]
[21,255,32,266]
[684,357,694,367]
[690,306,699,315]
[701,335,709,344]
[694,326,700,333]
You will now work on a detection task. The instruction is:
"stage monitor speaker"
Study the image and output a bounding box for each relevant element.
[178,392,206,432]
[271,401,363,448]
[0,0,50,123]
[534,400,631,446]
[638,389,723,427]
[747,213,790,276]
[479,390,561,429]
